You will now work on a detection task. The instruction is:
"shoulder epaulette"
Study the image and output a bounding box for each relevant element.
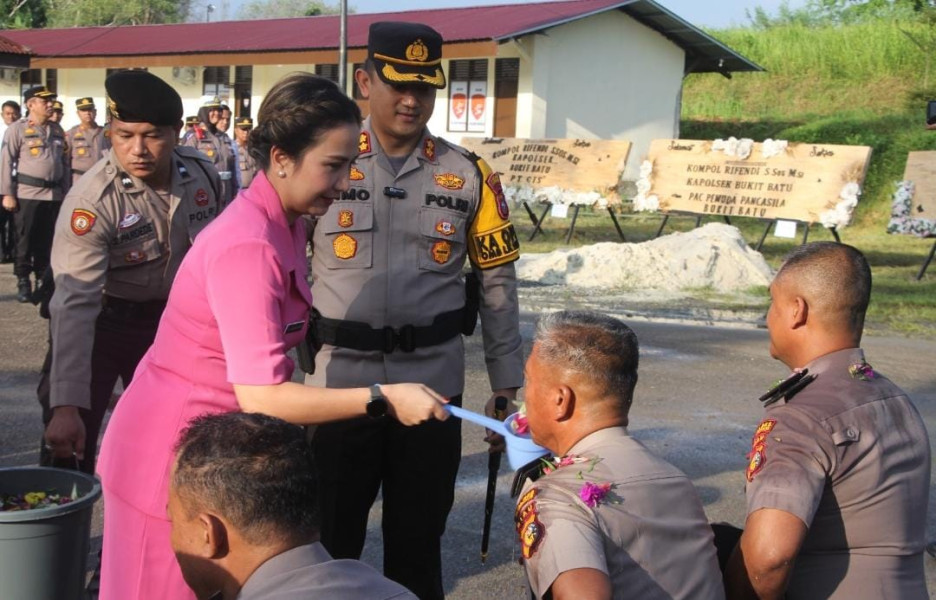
[175,145,213,164]
[759,369,816,407]
[510,455,551,498]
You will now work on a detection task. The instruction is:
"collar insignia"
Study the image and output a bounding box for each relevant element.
[359,131,372,155]
[423,138,436,162]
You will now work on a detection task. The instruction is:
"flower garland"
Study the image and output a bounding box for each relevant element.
[818,182,861,230]
[761,138,789,159]
[504,185,609,209]
[510,400,530,435]
[539,454,619,509]
[712,136,755,160]
[849,361,876,381]
[887,180,936,237]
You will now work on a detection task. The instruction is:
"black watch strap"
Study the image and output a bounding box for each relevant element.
[367,384,388,418]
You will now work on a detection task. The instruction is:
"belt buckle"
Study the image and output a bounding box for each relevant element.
[398,325,416,353]
[382,326,397,353]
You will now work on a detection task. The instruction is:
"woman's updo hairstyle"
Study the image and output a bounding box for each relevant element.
[249,73,362,171]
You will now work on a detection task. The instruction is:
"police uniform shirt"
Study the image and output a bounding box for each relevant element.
[516,427,725,600]
[48,146,221,410]
[0,117,70,200]
[237,140,258,189]
[745,348,930,599]
[236,542,417,600]
[308,117,523,397]
[182,125,237,207]
[65,123,109,179]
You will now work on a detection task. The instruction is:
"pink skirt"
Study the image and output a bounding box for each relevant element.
[99,488,195,600]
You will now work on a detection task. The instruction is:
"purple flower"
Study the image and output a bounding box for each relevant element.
[579,482,612,508]
[849,362,876,381]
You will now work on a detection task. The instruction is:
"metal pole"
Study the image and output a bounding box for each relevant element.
[338,0,348,94]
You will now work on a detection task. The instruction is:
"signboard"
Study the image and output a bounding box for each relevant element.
[461,137,632,195]
[640,139,872,226]
[448,81,468,132]
[887,151,936,237]
[467,81,487,133]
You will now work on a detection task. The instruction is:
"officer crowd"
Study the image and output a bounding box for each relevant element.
[0,18,930,600]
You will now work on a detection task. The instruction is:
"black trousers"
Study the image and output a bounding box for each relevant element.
[38,302,161,474]
[0,207,15,257]
[312,395,463,600]
[14,198,59,279]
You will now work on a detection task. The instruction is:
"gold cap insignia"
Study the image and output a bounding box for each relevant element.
[432,240,451,264]
[333,233,358,259]
[338,210,354,228]
[107,97,119,120]
[405,39,429,62]
[434,173,464,190]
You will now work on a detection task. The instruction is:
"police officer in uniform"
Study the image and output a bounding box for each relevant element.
[0,86,69,303]
[725,242,931,599]
[0,100,21,263]
[514,311,724,600]
[42,70,221,474]
[65,97,109,184]
[233,116,258,189]
[49,100,64,124]
[183,96,237,208]
[307,22,523,599]
[182,115,198,142]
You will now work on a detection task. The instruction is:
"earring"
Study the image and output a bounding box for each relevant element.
[277,170,286,178]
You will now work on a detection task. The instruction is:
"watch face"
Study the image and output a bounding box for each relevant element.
[367,396,388,418]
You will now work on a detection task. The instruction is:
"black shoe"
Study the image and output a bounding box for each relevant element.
[16,277,31,303]
[1,253,11,264]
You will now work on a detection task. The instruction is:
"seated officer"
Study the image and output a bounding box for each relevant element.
[169,412,418,600]
[516,310,724,600]
[724,242,930,599]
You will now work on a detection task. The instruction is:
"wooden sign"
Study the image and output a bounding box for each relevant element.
[460,137,632,195]
[641,139,872,226]
[902,152,936,219]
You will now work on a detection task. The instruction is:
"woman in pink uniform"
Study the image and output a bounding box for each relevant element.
[96,73,450,600]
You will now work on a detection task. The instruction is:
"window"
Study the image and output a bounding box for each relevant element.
[19,69,41,98]
[233,66,253,118]
[203,66,230,99]
[447,59,488,133]
[315,64,340,84]
[44,69,57,94]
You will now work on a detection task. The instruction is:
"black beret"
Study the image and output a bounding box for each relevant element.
[368,22,445,89]
[76,97,95,110]
[105,70,182,127]
[23,86,55,102]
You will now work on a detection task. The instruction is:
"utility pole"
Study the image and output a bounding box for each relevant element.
[206,3,215,22]
[338,0,348,94]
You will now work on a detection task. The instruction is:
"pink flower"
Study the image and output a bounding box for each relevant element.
[511,413,529,434]
[849,362,876,381]
[579,482,613,508]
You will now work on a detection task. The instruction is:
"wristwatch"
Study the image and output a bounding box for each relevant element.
[366,384,389,419]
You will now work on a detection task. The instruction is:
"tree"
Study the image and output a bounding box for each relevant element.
[45,0,193,27]
[747,0,935,28]
[237,0,343,20]
[0,0,48,29]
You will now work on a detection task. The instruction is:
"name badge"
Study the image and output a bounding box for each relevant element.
[283,320,305,334]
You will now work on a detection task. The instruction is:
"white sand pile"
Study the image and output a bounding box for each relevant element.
[516,223,773,291]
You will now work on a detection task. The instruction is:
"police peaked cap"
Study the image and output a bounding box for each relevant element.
[105,70,183,126]
[235,116,253,128]
[23,86,55,102]
[203,96,222,109]
[51,100,63,111]
[76,97,95,110]
[368,22,446,89]
[185,115,199,126]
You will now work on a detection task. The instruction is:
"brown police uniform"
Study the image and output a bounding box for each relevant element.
[308,116,523,599]
[183,124,237,208]
[44,145,220,473]
[65,103,109,184]
[745,348,931,599]
[0,113,70,286]
[516,427,725,600]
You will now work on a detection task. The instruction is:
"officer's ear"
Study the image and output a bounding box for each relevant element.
[555,384,575,421]
[354,68,372,100]
[790,295,809,330]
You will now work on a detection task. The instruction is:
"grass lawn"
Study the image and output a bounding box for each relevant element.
[514,208,936,338]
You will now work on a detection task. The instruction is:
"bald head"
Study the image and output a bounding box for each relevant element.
[774,242,871,337]
[534,311,639,415]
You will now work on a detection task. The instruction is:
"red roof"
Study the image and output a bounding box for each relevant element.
[0,0,645,56]
[0,34,30,55]
[0,0,760,73]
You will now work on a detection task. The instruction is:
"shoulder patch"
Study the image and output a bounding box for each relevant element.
[746,418,776,483]
[515,487,544,560]
[485,171,509,219]
[71,209,97,236]
[471,222,519,269]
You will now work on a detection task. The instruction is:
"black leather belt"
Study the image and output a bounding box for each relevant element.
[16,173,62,189]
[313,307,464,353]
[101,295,167,320]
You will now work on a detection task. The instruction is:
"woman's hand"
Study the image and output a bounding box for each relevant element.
[381,383,450,426]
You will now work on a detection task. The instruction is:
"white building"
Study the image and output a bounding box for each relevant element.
[0,0,760,178]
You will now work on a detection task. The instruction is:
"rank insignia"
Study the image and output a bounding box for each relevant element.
[435,220,455,236]
[333,233,358,259]
[118,213,142,229]
[77,148,87,156]
[70,209,96,236]
[124,250,146,264]
[434,173,464,190]
[203,149,215,158]
[431,240,451,264]
[359,131,371,154]
[746,418,776,483]
[25,128,35,135]
[338,210,354,228]
[195,188,209,207]
[29,147,39,156]
[423,138,436,161]
[350,166,365,181]
[486,172,509,219]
